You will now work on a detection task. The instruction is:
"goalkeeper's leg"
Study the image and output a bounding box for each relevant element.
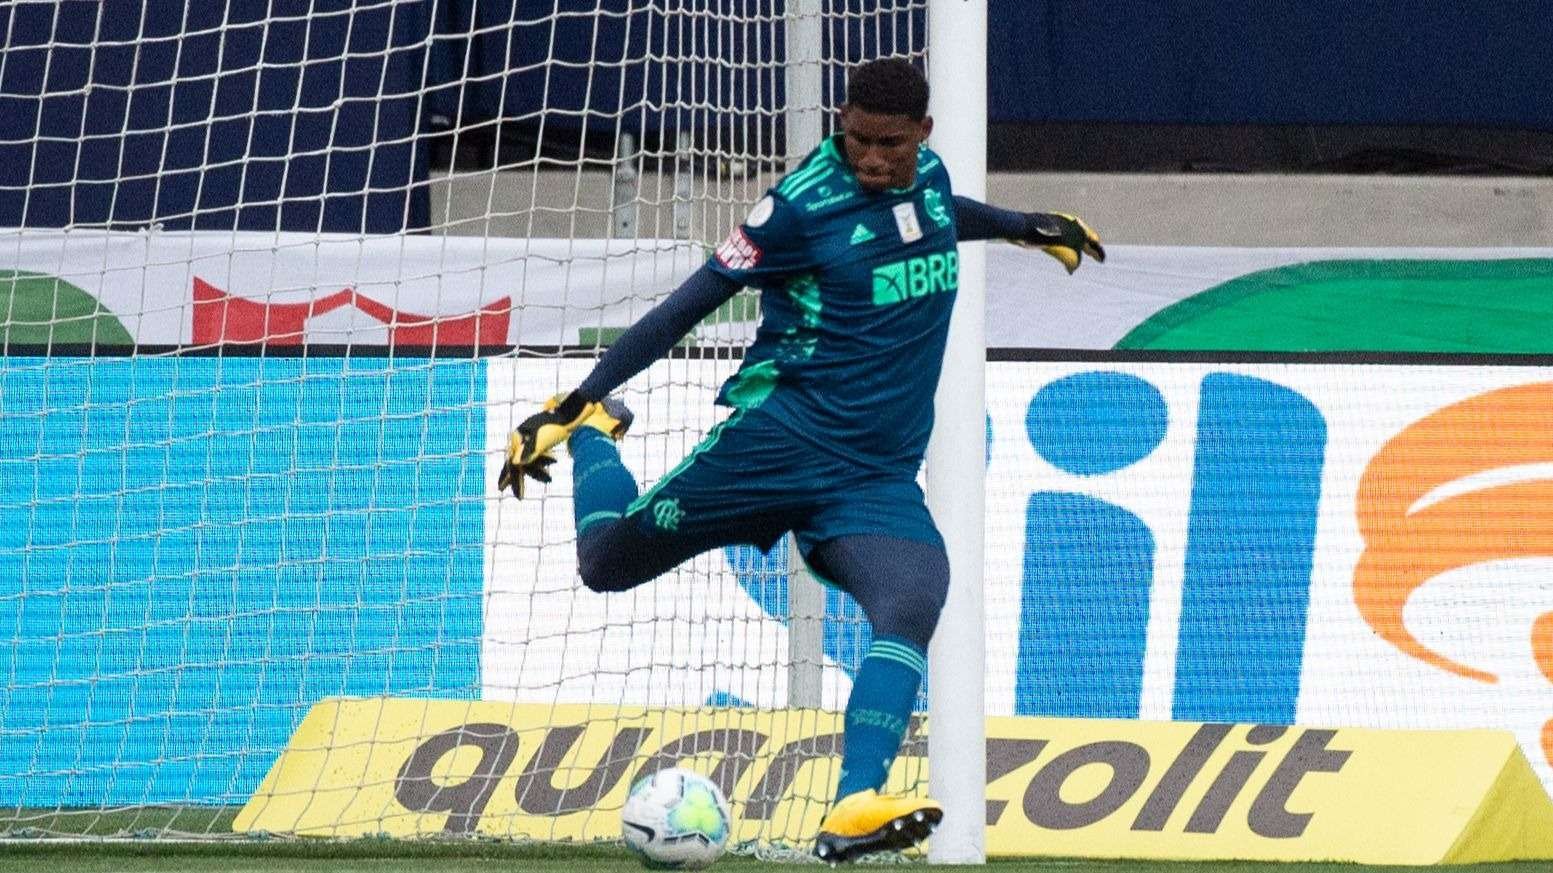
[568,421,639,543]
[805,534,949,863]
[571,407,803,593]
[567,424,708,592]
[568,415,789,593]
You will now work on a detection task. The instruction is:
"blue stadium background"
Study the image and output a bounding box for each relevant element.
[0,357,486,806]
[2,0,1548,233]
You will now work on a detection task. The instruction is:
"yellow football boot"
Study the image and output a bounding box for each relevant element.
[812,790,943,864]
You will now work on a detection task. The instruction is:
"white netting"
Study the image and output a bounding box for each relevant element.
[0,0,928,845]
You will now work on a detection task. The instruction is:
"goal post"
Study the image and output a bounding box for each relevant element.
[925,0,989,864]
[779,2,990,858]
[784,0,828,713]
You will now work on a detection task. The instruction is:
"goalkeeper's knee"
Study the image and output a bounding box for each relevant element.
[578,544,631,593]
[814,536,949,650]
[577,524,654,593]
[866,564,948,649]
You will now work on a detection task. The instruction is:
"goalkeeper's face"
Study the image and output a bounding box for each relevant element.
[839,106,934,192]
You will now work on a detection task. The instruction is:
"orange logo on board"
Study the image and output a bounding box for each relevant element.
[1354,382,1553,763]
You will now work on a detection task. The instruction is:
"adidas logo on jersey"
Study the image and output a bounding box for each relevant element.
[849,224,876,245]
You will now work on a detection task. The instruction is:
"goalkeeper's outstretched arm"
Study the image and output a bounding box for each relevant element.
[953,195,1105,274]
[497,265,743,498]
[575,264,744,401]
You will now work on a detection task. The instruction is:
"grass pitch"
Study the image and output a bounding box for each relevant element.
[0,810,1545,873]
[0,841,1547,873]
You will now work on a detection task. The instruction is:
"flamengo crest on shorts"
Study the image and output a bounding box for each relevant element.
[716,228,762,270]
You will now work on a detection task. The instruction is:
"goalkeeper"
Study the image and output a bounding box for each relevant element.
[498,57,1103,863]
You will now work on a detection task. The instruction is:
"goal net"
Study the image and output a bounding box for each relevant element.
[0,0,931,847]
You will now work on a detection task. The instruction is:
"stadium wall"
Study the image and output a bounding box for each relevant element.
[984,2,1553,130]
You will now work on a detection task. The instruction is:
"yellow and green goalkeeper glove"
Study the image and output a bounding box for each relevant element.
[496,391,598,499]
[1018,212,1105,274]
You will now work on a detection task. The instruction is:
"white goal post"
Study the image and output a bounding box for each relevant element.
[780,1,990,861]
[925,1,989,864]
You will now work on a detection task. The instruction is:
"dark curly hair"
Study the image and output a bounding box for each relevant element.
[845,57,929,120]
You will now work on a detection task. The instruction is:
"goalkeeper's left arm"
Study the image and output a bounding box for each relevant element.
[953,196,1105,274]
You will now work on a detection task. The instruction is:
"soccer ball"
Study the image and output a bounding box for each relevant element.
[620,767,731,869]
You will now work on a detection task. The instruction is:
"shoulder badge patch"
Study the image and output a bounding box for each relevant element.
[745,196,775,228]
[715,227,762,270]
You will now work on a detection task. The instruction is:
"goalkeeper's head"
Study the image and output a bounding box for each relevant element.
[840,57,933,192]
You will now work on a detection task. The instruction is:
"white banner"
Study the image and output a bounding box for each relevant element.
[0,229,702,346]
[986,362,1553,781]
[6,228,1550,349]
[483,359,1553,796]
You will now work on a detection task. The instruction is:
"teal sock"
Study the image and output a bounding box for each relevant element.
[569,428,637,536]
[836,636,926,800]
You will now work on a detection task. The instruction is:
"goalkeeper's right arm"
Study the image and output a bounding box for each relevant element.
[498,265,744,498]
[573,264,743,402]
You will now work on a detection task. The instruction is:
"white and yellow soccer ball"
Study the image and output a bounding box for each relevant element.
[620,767,732,869]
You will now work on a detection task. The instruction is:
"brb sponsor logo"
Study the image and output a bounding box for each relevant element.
[871,252,958,305]
[1023,370,1553,764]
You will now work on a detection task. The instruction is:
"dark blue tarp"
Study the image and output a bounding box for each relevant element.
[0,0,922,234]
[987,1,1553,130]
[0,0,433,233]
[423,0,920,151]
[3,1,1548,235]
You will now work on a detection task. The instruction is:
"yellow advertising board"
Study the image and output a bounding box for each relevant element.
[234,699,858,844]
[977,715,1553,864]
[236,698,1553,864]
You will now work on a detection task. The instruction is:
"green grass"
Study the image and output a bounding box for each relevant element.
[0,810,1545,873]
[0,841,1546,873]
[0,807,239,838]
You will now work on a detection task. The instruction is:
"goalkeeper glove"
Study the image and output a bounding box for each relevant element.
[1018,212,1105,274]
[497,391,598,499]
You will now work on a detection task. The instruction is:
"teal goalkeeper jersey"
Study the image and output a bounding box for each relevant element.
[706,135,959,472]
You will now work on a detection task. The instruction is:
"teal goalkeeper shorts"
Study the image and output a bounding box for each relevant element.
[621,407,944,557]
